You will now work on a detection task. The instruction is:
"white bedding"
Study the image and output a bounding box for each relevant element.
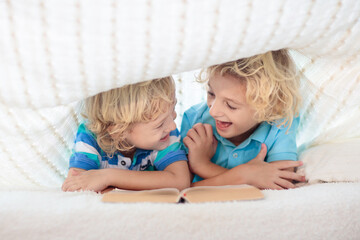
[0,0,359,188]
[0,0,360,239]
[1,183,359,240]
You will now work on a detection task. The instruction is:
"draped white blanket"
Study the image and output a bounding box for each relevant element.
[0,0,359,188]
[0,0,359,239]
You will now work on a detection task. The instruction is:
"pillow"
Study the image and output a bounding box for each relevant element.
[297,139,360,184]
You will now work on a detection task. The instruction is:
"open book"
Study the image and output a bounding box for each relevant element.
[102,184,264,203]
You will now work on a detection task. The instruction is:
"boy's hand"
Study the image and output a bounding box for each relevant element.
[62,169,110,192]
[183,123,218,174]
[239,144,306,189]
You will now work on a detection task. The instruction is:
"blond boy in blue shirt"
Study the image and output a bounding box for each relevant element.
[181,49,306,190]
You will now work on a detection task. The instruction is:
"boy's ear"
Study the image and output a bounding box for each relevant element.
[106,125,120,140]
[106,125,114,135]
[121,129,130,139]
[108,125,131,139]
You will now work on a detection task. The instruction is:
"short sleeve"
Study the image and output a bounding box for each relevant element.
[153,129,188,171]
[266,117,299,162]
[69,124,102,170]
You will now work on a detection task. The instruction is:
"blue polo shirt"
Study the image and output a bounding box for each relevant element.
[180,102,299,182]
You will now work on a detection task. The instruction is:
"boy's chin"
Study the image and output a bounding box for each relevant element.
[155,143,170,151]
[218,131,237,142]
[216,128,232,138]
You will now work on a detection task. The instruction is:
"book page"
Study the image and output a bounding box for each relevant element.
[102,188,180,203]
[180,185,264,203]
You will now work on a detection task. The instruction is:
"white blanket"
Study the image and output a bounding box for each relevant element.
[0,0,359,188]
[1,183,359,240]
[0,1,360,239]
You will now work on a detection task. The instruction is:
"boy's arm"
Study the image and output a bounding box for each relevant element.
[61,160,191,192]
[266,117,300,182]
[191,144,305,189]
[180,109,224,178]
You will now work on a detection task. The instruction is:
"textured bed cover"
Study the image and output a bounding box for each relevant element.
[1,182,359,240]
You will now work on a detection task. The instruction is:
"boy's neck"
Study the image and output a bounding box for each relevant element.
[121,148,136,160]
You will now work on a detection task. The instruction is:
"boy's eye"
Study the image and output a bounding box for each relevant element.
[227,102,237,110]
[207,91,215,97]
[156,123,164,129]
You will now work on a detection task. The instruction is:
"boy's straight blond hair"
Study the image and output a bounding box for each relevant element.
[84,77,175,155]
[200,49,301,129]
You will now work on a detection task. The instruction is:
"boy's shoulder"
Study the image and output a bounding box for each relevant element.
[183,102,209,122]
[272,116,300,132]
[181,102,214,130]
[262,117,300,145]
[75,122,97,140]
[184,102,208,115]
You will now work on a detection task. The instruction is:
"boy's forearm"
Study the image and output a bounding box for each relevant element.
[105,161,190,191]
[191,165,248,187]
[191,161,228,179]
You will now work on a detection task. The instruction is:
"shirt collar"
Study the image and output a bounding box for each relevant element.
[117,148,151,159]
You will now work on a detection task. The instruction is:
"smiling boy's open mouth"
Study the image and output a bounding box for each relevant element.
[216,120,232,130]
[160,134,169,141]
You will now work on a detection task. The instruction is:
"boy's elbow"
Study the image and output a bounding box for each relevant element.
[171,171,191,191]
[177,176,191,191]
[164,161,191,190]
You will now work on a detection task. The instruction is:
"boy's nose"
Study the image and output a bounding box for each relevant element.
[168,119,177,132]
[166,112,177,132]
[208,100,222,117]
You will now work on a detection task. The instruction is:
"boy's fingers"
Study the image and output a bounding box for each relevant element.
[192,123,203,128]
[272,160,303,169]
[186,129,200,142]
[203,124,213,139]
[279,171,306,182]
[275,178,295,189]
[257,144,267,161]
[265,183,283,190]
[212,136,218,145]
[193,123,206,137]
[68,184,81,192]
[248,144,267,163]
[101,187,115,194]
[62,180,70,191]
[183,136,192,147]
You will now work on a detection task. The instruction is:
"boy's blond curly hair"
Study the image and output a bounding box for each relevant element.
[84,77,175,155]
[199,49,301,129]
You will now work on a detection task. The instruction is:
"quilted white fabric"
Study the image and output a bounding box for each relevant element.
[1,182,360,240]
[0,0,359,188]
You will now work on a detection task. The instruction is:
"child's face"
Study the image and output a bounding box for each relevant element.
[207,72,259,145]
[124,102,177,151]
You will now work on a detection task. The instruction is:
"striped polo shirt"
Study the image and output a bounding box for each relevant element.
[69,123,187,171]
